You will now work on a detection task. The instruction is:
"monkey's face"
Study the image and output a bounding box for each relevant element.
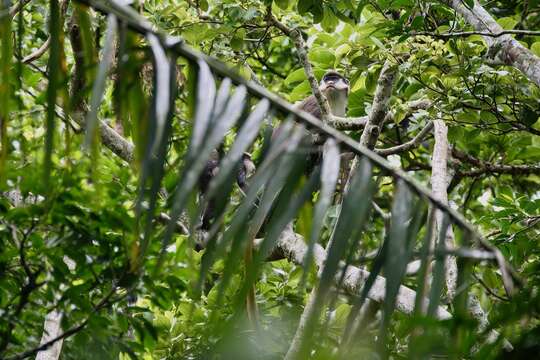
[319,72,349,97]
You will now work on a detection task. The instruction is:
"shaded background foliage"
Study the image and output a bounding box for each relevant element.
[0,0,539,359]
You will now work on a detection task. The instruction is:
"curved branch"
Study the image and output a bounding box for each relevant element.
[376,121,433,156]
[23,37,51,64]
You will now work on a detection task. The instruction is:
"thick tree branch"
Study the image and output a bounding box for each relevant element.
[275,225,451,319]
[443,0,540,87]
[35,311,63,360]
[431,120,458,299]
[359,61,397,149]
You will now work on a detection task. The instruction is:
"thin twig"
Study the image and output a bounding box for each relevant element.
[413,29,540,38]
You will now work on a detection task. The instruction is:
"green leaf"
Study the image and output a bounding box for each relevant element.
[414,210,435,316]
[160,78,246,269]
[212,125,306,306]
[304,158,375,350]
[302,139,340,288]
[298,0,314,14]
[284,68,307,86]
[197,121,297,295]
[520,105,539,126]
[334,43,351,67]
[311,3,324,23]
[531,42,540,57]
[85,15,118,154]
[275,0,290,10]
[497,16,518,30]
[191,60,216,154]
[381,182,425,346]
[44,0,62,186]
[463,0,475,9]
[290,80,311,102]
[308,48,336,68]
[321,8,339,33]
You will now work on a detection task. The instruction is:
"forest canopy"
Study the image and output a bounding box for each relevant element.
[1,0,540,359]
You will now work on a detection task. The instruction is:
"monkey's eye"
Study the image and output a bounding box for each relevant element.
[323,74,340,82]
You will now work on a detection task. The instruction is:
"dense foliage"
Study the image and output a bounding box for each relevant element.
[1,0,539,359]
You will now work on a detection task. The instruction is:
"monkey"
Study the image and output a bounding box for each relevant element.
[304,71,354,198]
[298,70,349,120]
[282,70,351,178]
[198,71,350,328]
[198,149,255,231]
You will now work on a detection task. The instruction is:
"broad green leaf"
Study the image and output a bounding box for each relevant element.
[308,47,336,68]
[284,68,307,86]
[531,42,540,57]
[290,80,311,102]
[497,16,518,30]
[335,44,352,63]
[275,0,289,10]
[297,0,314,14]
[321,7,339,33]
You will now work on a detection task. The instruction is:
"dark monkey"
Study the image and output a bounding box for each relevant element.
[285,70,351,174]
[197,71,350,328]
[198,71,349,230]
[198,149,255,231]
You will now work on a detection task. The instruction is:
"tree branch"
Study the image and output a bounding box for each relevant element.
[276,225,452,319]
[431,120,458,299]
[22,37,51,64]
[442,0,540,88]
[266,8,332,122]
[452,147,540,176]
[359,61,397,149]
[413,29,540,38]
[376,121,433,156]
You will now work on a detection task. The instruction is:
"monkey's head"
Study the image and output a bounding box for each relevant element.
[319,71,349,96]
[319,71,349,117]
